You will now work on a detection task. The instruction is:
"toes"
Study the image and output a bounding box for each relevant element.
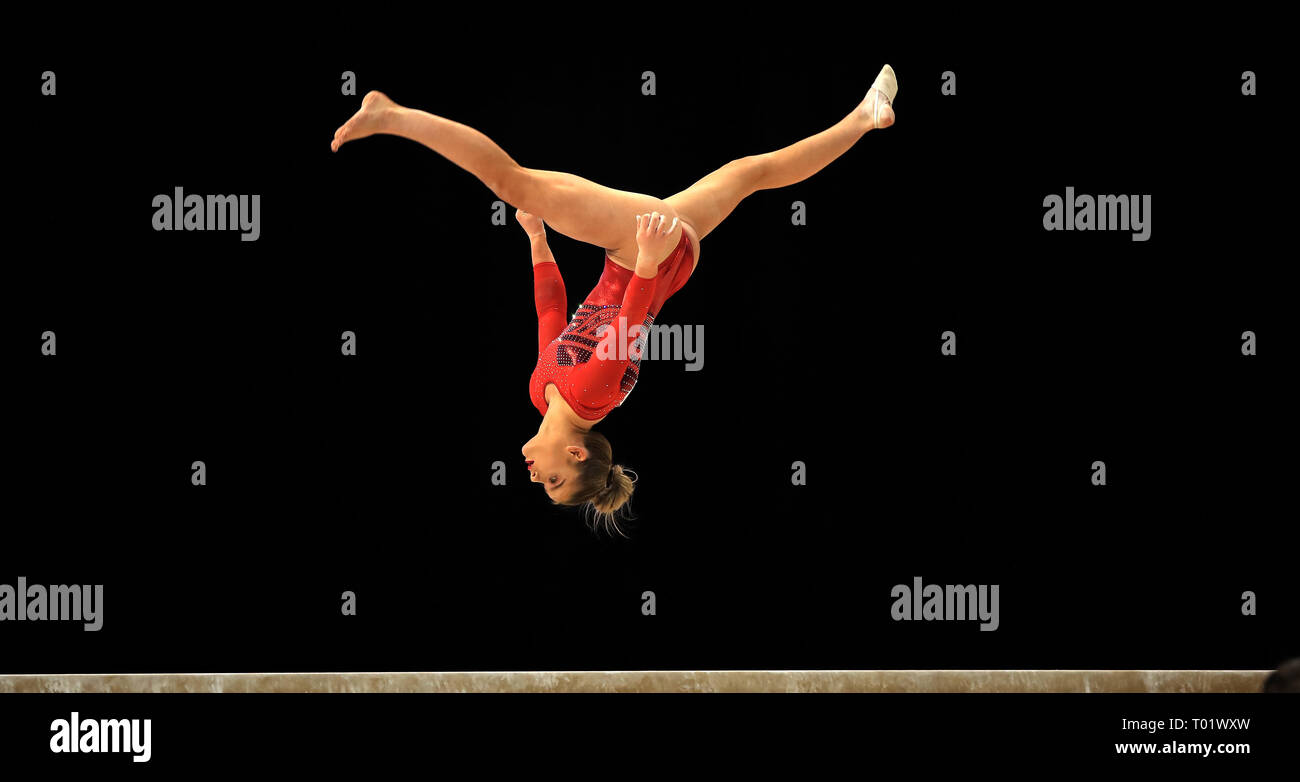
[332,123,352,150]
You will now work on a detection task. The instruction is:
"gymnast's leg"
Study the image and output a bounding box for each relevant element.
[331,91,685,267]
[664,65,897,242]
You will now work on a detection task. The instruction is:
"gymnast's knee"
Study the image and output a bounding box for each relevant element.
[735,154,770,189]
[492,165,535,209]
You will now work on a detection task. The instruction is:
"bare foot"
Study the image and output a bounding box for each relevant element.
[331,91,399,152]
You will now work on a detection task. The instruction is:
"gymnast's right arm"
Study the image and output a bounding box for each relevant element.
[517,209,567,352]
[530,234,567,354]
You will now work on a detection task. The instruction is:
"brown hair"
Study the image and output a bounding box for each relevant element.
[556,429,637,537]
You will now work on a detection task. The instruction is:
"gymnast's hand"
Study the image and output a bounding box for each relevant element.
[634,211,679,278]
[515,208,546,238]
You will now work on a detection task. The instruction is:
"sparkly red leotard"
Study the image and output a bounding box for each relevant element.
[530,229,695,420]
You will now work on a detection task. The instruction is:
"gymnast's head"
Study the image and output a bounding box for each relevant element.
[522,427,636,536]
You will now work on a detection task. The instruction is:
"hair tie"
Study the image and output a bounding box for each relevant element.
[606,466,615,488]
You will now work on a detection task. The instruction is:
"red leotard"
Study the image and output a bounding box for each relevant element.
[530,229,695,420]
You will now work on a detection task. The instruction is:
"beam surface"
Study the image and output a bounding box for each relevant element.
[0,670,1271,693]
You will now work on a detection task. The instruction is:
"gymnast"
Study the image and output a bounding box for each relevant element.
[331,65,898,534]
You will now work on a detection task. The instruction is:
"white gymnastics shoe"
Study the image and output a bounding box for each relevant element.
[865,64,897,127]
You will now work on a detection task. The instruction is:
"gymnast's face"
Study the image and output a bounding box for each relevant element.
[522,433,587,503]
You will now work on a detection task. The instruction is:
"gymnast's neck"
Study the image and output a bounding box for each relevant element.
[541,383,598,434]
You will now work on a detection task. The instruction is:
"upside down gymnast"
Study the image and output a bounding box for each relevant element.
[331,65,899,534]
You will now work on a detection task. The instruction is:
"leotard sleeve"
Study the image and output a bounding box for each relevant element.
[569,269,657,414]
[533,261,568,355]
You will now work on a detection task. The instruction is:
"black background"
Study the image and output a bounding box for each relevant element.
[5,21,1294,672]
[1,16,1295,770]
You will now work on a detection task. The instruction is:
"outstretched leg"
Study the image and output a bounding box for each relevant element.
[332,91,685,267]
[664,67,896,242]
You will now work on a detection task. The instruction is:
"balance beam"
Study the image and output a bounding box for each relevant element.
[0,670,1271,693]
